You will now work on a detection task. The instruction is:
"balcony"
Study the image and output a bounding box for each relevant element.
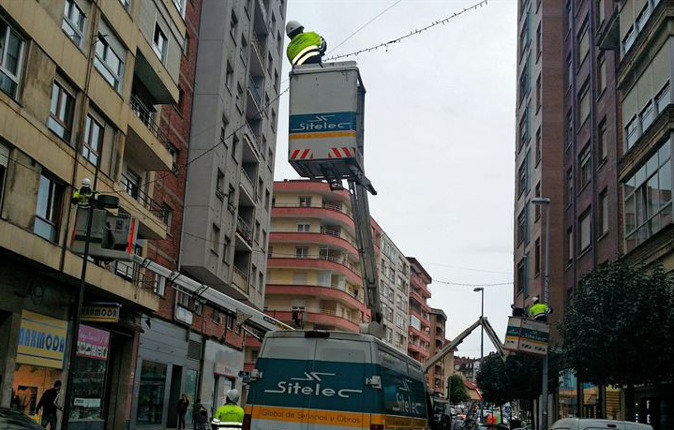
[118,173,167,240]
[409,325,431,343]
[243,126,263,160]
[269,231,359,257]
[268,254,362,285]
[409,289,431,310]
[236,216,253,245]
[272,204,355,233]
[411,276,432,298]
[134,36,178,104]
[250,33,267,76]
[127,96,174,171]
[240,167,256,199]
[265,310,359,332]
[410,307,430,326]
[247,75,265,119]
[232,265,250,296]
[408,340,430,358]
[266,284,367,312]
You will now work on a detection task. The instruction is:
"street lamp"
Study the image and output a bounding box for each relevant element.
[531,197,551,430]
[473,287,484,361]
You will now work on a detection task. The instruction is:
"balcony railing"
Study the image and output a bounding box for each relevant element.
[319,308,361,325]
[233,265,248,282]
[121,172,165,219]
[130,96,173,151]
[244,124,264,157]
[241,168,255,193]
[251,34,267,68]
[236,216,253,243]
[273,202,353,217]
[268,253,360,276]
[248,76,264,108]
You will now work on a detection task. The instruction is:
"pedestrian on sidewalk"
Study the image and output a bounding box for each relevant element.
[192,398,208,430]
[177,393,190,429]
[36,380,62,430]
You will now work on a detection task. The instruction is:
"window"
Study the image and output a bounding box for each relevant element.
[173,0,185,14]
[62,0,86,47]
[232,133,239,161]
[0,142,8,209]
[299,196,312,207]
[154,275,166,296]
[94,21,124,91]
[577,20,589,65]
[183,33,189,56]
[240,34,248,64]
[227,185,236,212]
[578,80,590,125]
[519,107,530,148]
[210,224,220,254]
[119,0,130,9]
[225,62,233,90]
[34,174,63,242]
[567,227,574,264]
[579,210,591,252]
[536,22,541,59]
[598,54,607,95]
[597,119,607,162]
[519,16,529,59]
[623,141,672,251]
[162,205,173,233]
[517,155,528,196]
[625,116,639,150]
[297,223,310,232]
[635,3,651,33]
[222,236,230,263]
[517,207,527,245]
[519,60,530,100]
[82,114,104,166]
[578,145,591,189]
[211,309,222,324]
[396,314,405,329]
[176,87,185,114]
[236,83,244,112]
[565,55,572,90]
[137,361,167,425]
[656,83,670,113]
[230,11,238,41]
[216,169,225,198]
[48,81,75,141]
[640,102,655,134]
[0,17,25,98]
[122,169,141,199]
[566,110,573,147]
[255,221,261,243]
[535,127,541,164]
[517,257,528,295]
[535,74,541,111]
[597,0,607,25]
[566,168,574,205]
[622,26,635,54]
[534,238,541,276]
[153,24,168,61]
[599,189,608,236]
[534,182,541,220]
[565,1,573,34]
[295,246,308,258]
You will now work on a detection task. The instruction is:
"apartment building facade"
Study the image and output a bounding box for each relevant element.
[0,0,187,427]
[513,0,566,335]
[428,308,448,397]
[376,223,411,353]
[181,0,286,312]
[406,257,431,363]
[264,180,369,333]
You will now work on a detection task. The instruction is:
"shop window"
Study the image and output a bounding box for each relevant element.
[136,361,167,424]
[69,325,110,422]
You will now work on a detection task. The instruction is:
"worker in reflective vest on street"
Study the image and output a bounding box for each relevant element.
[528,296,552,321]
[71,178,98,207]
[286,20,326,66]
[212,389,244,429]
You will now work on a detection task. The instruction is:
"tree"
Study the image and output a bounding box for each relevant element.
[562,259,674,386]
[476,353,509,405]
[448,374,470,403]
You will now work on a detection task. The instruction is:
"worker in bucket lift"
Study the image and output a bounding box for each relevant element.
[71,178,98,207]
[212,389,244,429]
[527,296,552,321]
[286,20,326,66]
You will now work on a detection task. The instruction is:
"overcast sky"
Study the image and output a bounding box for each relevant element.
[274,0,517,359]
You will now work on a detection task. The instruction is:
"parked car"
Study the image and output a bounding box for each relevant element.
[0,407,43,430]
[551,418,654,430]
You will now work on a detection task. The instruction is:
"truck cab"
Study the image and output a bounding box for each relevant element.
[244,330,430,429]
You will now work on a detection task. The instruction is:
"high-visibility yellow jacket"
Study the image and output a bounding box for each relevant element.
[528,303,551,318]
[213,403,244,427]
[287,31,325,65]
[71,189,97,207]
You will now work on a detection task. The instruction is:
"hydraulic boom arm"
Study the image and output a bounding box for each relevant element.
[423,317,505,372]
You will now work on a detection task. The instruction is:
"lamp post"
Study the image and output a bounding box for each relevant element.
[473,287,484,361]
[531,197,551,430]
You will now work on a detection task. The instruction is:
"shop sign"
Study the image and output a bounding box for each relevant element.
[74,398,102,408]
[16,311,68,369]
[77,325,110,360]
[81,303,121,323]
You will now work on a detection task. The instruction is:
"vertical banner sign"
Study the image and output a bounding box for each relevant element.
[77,325,110,360]
[16,311,68,369]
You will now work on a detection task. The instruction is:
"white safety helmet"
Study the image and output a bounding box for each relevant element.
[81,178,92,188]
[286,20,304,38]
[226,389,240,403]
